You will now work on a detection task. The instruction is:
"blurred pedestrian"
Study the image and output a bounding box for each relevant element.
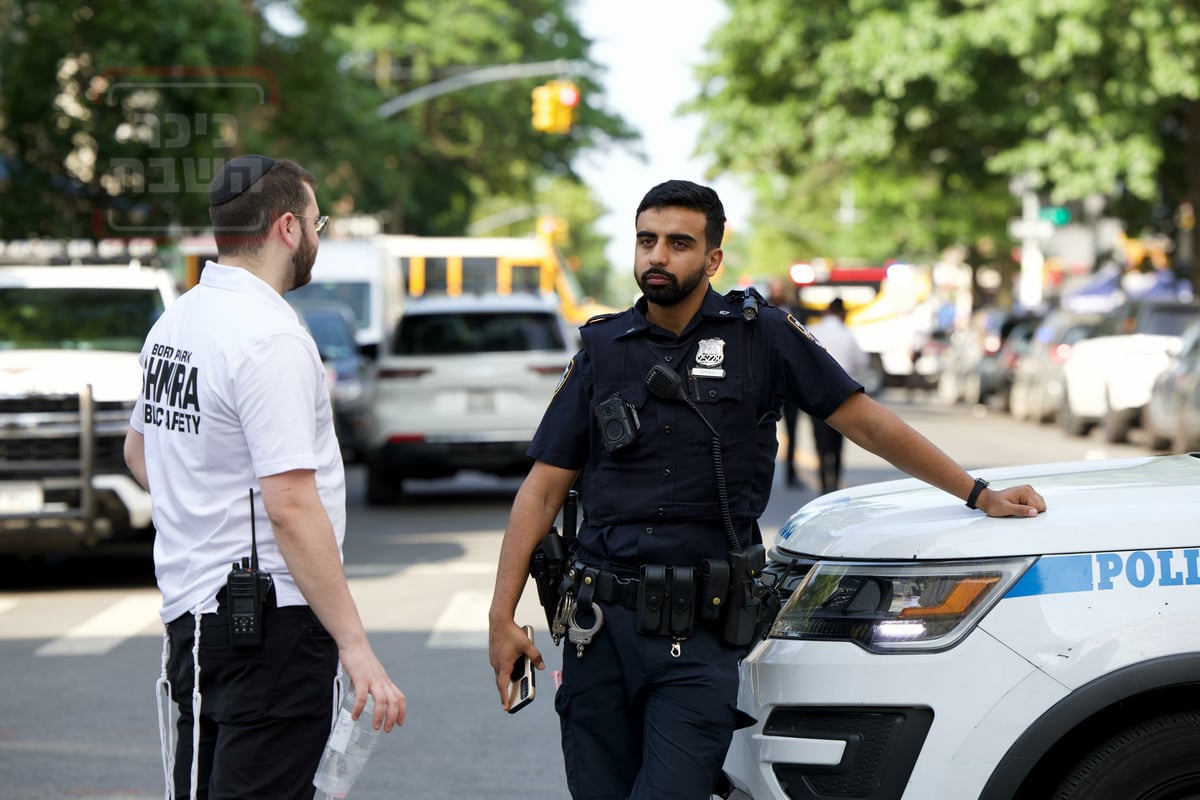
[767,277,803,488]
[124,154,405,799]
[809,297,868,493]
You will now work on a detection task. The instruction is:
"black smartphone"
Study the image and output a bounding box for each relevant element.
[507,625,536,714]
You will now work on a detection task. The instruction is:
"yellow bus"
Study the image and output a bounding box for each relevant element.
[379,234,614,325]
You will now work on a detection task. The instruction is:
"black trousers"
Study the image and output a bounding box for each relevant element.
[166,602,338,799]
[781,403,800,482]
[556,603,747,800]
[811,415,845,494]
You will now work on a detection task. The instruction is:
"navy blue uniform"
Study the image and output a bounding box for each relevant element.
[530,288,861,799]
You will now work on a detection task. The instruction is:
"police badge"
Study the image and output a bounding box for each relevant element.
[693,338,726,378]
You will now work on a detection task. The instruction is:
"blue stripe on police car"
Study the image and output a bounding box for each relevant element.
[1007,549,1200,597]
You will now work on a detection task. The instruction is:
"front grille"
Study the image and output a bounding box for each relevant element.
[0,396,130,414]
[765,706,933,800]
[0,393,134,477]
[0,433,128,476]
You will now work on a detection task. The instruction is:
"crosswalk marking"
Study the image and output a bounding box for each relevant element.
[7,566,551,655]
[426,590,491,648]
[34,594,163,656]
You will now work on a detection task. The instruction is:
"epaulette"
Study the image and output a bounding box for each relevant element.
[724,286,766,304]
[583,310,626,327]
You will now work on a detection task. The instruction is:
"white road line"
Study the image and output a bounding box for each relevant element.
[427,590,490,649]
[403,562,497,576]
[35,594,163,656]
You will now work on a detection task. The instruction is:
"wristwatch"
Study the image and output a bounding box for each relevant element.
[966,477,990,510]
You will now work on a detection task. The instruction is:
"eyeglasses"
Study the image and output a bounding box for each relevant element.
[293,214,329,237]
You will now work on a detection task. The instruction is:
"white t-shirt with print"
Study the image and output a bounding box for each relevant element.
[131,263,346,623]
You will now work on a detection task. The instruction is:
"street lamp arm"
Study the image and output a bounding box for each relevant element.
[376,59,586,118]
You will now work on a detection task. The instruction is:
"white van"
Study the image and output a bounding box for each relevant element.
[724,453,1200,800]
[291,238,404,357]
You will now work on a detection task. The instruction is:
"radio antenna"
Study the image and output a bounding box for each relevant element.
[249,489,259,572]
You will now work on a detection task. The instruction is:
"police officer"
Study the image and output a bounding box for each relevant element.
[488,179,1046,800]
[124,155,405,798]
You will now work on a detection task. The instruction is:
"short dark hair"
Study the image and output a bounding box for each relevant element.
[636,180,726,252]
[209,158,315,256]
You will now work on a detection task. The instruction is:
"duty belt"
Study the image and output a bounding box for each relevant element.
[567,560,729,628]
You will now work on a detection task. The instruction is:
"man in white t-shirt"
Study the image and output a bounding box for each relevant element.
[808,298,869,493]
[124,155,405,799]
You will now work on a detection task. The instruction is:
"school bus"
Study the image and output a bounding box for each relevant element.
[379,234,614,326]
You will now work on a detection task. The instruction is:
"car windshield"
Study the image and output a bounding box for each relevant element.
[302,310,358,360]
[290,281,371,332]
[393,311,566,355]
[0,287,164,352]
[1142,306,1200,337]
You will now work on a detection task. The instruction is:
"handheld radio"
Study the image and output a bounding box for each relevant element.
[227,489,272,648]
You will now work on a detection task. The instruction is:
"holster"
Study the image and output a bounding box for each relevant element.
[529,528,568,632]
[720,544,767,647]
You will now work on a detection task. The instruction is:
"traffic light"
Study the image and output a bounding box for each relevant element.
[550,80,580,135]
[531,83,556,132]
[531,80,581,135]
[1039,206,1070,225]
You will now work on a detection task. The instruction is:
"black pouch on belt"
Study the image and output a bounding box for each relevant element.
[636,565,668,634]
[669,566,695,638]
[697,558,730,622]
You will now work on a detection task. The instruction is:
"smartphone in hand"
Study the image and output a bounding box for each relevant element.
[507,625,536,714]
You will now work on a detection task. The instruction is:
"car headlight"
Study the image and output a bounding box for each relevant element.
[331,377,365,405]
[769,557,1035,653]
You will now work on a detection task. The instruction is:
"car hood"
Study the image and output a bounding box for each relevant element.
[0,350,142,403]
[773,454,1200,561]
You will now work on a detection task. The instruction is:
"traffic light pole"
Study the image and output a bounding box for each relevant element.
[376,59,585,118]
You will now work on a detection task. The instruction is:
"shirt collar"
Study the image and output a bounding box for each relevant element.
[616,288,736,340]
[199,262,298,318]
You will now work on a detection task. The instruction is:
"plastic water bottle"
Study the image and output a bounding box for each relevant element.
[312,685,383,798]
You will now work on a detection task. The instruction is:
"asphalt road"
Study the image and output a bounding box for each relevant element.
[0,389,1156,799]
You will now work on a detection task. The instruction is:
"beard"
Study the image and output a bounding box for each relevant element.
[288,231,317,291]
[636,261,708,307]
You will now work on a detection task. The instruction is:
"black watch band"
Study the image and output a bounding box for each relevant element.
[966,477,990,510]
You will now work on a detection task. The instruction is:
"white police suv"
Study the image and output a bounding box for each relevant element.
[723,453,1200,800]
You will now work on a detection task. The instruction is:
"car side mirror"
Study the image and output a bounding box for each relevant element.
[359,342,379,361]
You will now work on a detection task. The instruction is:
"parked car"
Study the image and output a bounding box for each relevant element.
[1145,318,1200,452]
[289,298,370,463]
[938,308,1041,407]
[1059,298,1200,441]
[361,294,575,504]
[723,453,1200,800]
[1008,311,1103,424]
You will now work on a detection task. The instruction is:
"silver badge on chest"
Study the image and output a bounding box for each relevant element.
[693,337,726,378]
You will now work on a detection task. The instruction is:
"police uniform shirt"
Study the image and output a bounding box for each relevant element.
[530,288,861,568]
[131,263,346,624]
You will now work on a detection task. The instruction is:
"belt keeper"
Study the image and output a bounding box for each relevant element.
[577,568,599,607]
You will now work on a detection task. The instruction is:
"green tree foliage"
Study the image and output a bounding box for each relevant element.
[0,0,258,238]
[0,0,636,277]
[691,0,1200,287]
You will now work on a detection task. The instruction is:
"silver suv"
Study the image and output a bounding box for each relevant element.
[362,294,575,504]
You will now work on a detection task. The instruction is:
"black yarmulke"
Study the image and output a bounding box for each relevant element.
[210,154,276,206]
